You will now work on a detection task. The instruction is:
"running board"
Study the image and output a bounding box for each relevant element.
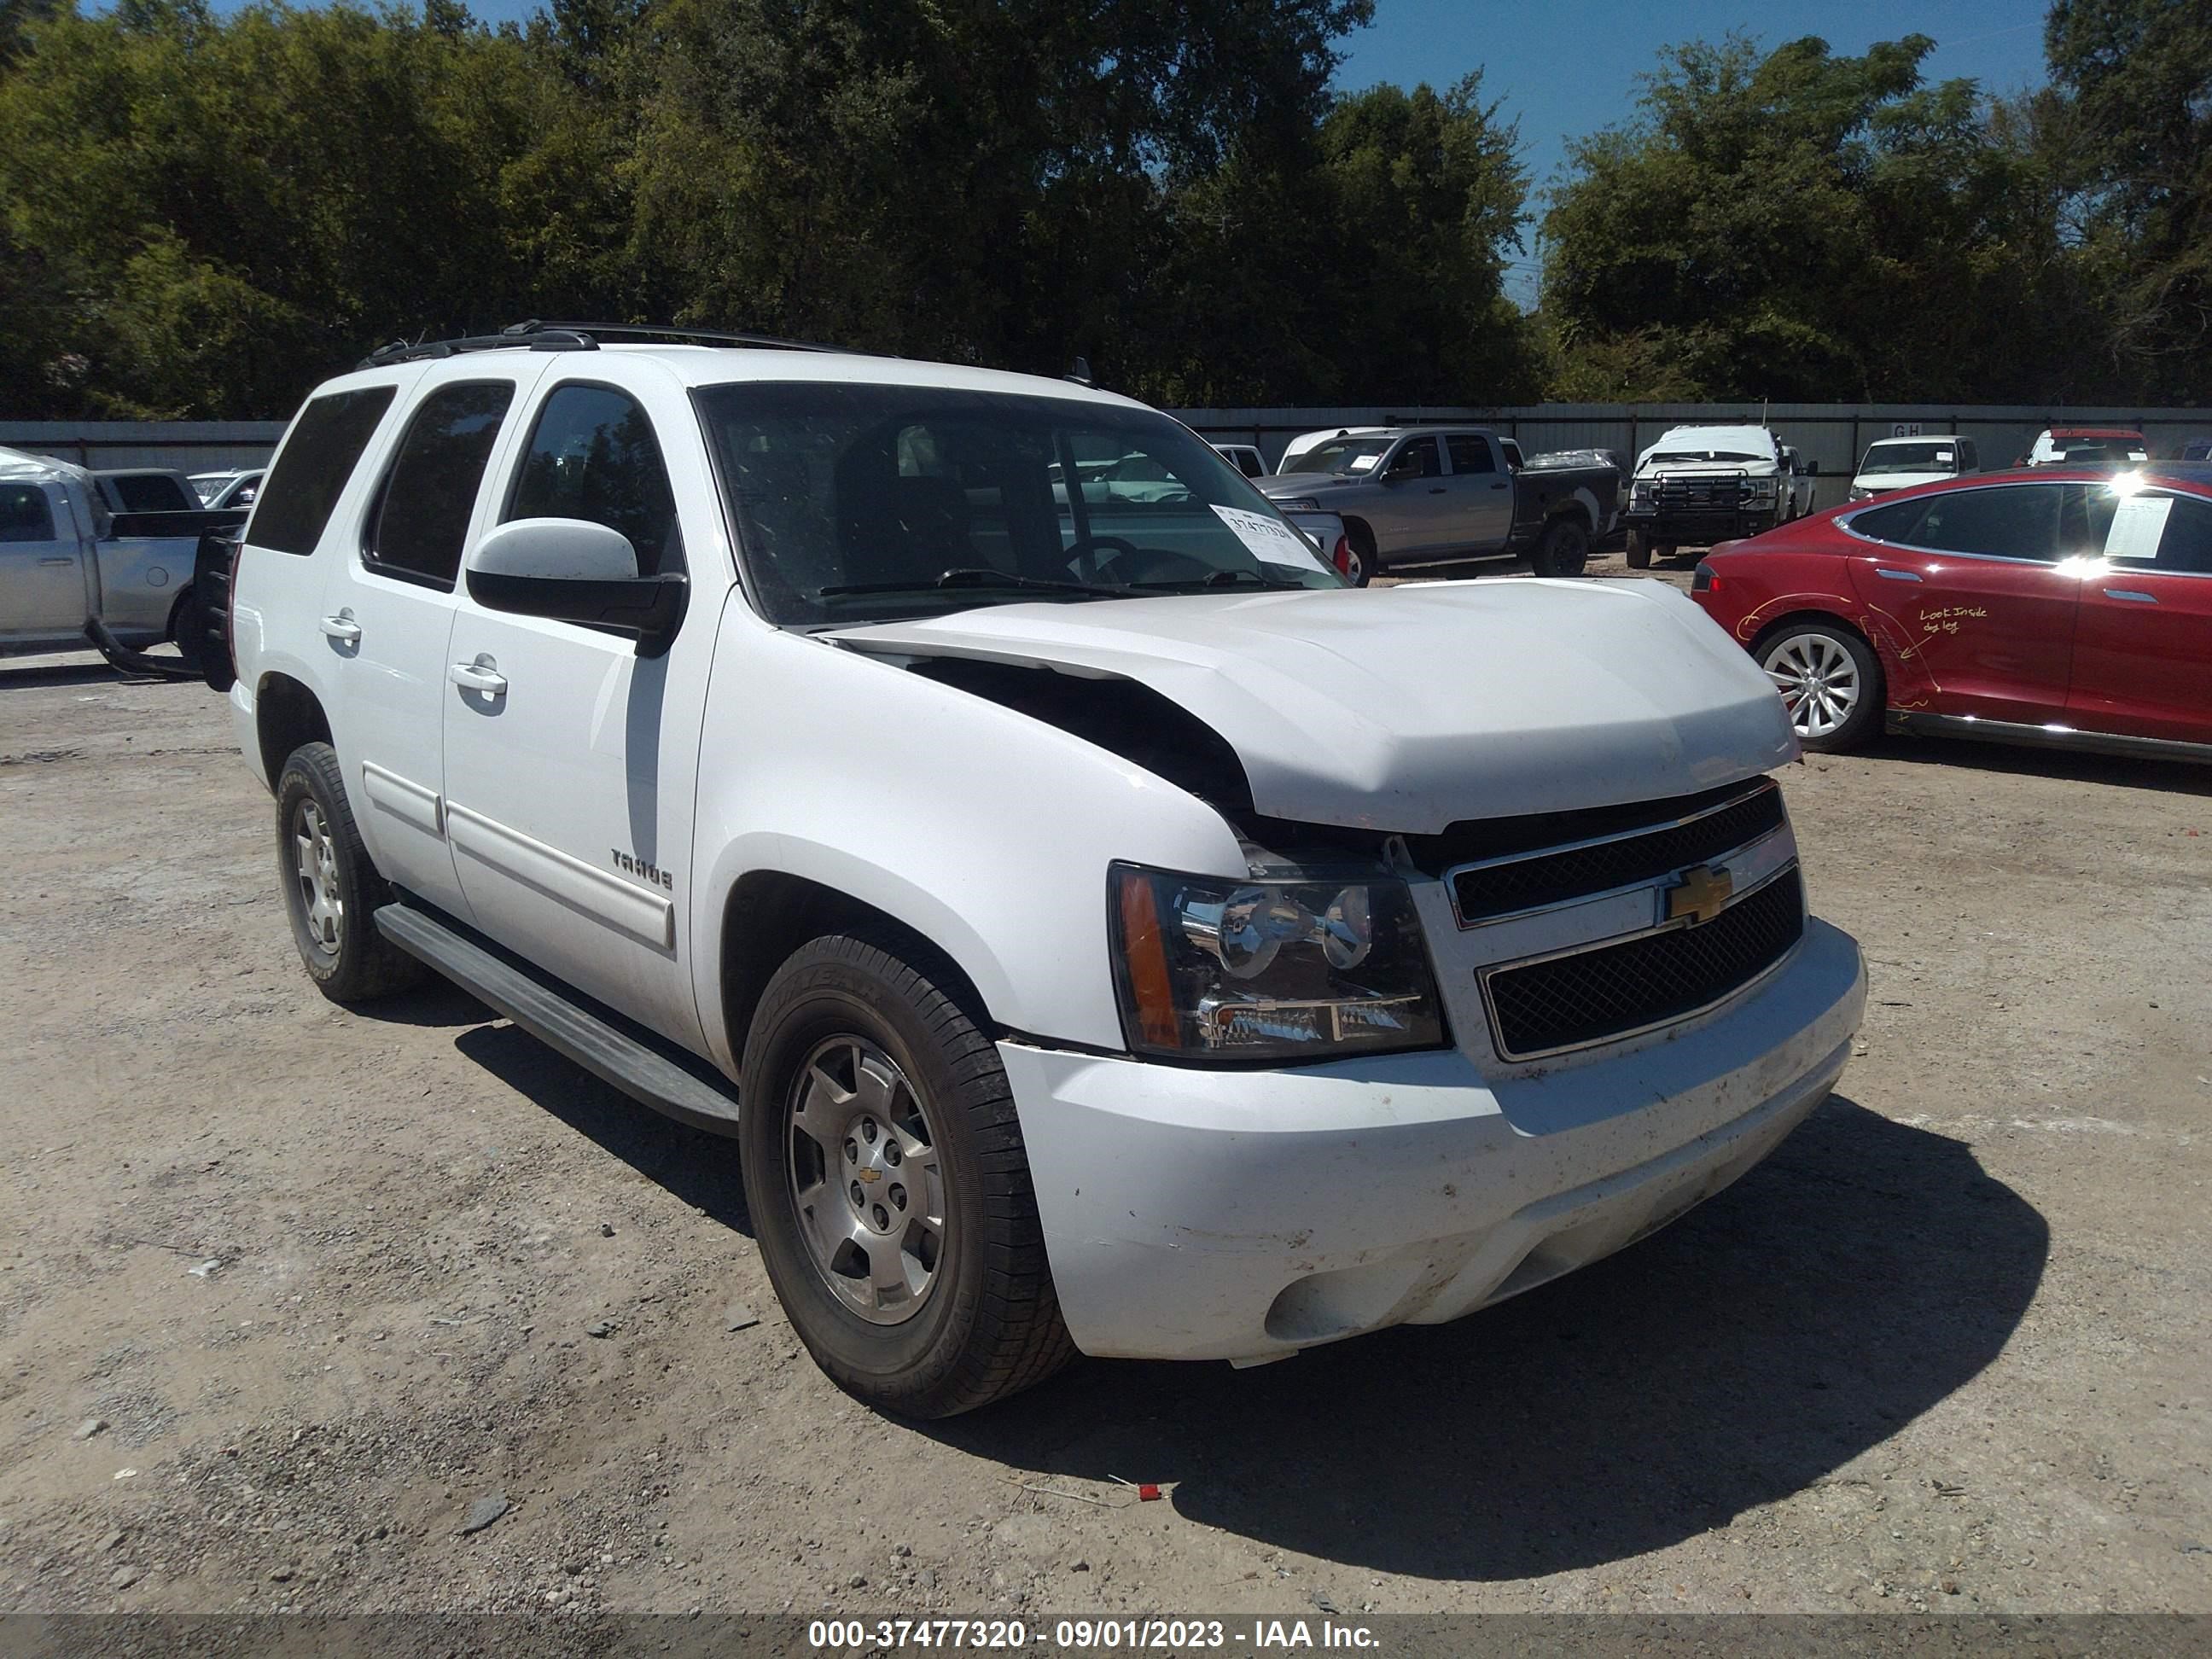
[373,901,743,1137]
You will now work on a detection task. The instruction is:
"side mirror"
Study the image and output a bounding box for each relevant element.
[464,517,688,657]
[1805,461,1820,476]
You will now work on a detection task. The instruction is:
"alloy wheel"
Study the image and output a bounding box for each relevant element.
[291,799,343,957]
[784,1035,946,1324]
[1762,632,1861,739]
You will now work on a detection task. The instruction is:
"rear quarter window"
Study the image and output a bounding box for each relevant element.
[253,387,399,556]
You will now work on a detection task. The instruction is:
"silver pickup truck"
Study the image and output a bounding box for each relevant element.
[1257,426,1618,585]
[1,445,244,669]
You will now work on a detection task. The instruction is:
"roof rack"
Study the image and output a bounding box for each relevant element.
[358,318,853,370]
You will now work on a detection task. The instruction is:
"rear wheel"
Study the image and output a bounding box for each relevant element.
[274,742,428,1002]
[1625,529,1652,569]
[1530,516,1590,578]
[741,932,1074,1417]
[1756,620,1883,753]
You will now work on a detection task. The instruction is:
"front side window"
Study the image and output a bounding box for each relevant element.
[1445,435,1493,474]
[506,384,683,576]
[1384,438,1442,480]
[364,381,515,587]
[0,483,55,543]
[1295,436,1393,475]
[2093,488,2212,573]
[253,387,397,556]
[696,381,1343,626]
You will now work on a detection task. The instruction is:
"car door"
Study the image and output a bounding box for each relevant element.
[322,371,539,922]
[2066,485,2212,745]
[0,478,86,642]
[1442,434,1513,551]
[1373,436,1448,553]
[1842,480,2081,724]
[440,375,714,1050]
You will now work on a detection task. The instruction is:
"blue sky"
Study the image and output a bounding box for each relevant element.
[1334,0,2054,302]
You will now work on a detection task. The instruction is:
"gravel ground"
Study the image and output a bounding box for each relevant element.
[3,551,2208,1621]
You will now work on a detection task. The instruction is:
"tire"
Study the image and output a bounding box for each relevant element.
[1530,515,1590,578]
[741,931,1075,1417]
[166,586,201,669]
[1625,529,1652,569]
[1341,520,1377,588]
[274,742,428,1002]
[1755,620,1884,754]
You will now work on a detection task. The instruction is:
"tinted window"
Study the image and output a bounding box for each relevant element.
[2151,494,2212,573]
[1386,438,1442,480]
[1904,486,2062,561]
[254,387,398,556]
[1846,498,1929,543]
[364,382,515,587]
[108,474,195,512]
[1446,435,1493,474]
[2062,483,2119,557]
[0,482,55,543]
[506,385,682,577]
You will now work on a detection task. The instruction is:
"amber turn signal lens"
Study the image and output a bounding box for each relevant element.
[1115,870,1182,1051]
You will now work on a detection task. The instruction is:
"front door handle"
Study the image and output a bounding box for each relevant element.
[1490,480,1509,490]
[2103,588,2157,603]
[38,556,75,567]
[1429,486,1447,494]
[449,655,508,696]
[318,610,362,643]
[1872,567,1923,583]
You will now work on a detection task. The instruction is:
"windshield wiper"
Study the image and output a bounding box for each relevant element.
[1128,568,1310,592]
[818,568,1132,600]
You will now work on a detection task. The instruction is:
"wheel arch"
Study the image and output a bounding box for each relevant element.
[255,672,333,786]
[717,870,998,1084]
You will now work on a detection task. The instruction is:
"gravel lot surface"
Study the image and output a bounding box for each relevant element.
[3,550,2208,1621]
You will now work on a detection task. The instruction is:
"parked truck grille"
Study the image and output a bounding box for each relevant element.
[1449,779,1785,925]
[1481,867,1806,1060]
[1653,477,1742,510]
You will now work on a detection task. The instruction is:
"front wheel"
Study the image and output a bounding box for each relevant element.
[1756,621,1884,753]
[741,932,1074,1417]
[1530,516,1590,578]
[1625,529,1652,569]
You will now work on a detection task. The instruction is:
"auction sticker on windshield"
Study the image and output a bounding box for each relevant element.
[1213,504,1330,573]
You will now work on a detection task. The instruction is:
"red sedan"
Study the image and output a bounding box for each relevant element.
[1691,465,2212,760]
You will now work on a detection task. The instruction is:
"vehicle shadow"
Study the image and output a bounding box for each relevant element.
[928,1095,2047,1581]
[0,658,151,690]
[346,978,494,1029]
[1866,734,2212,798]
[450,1021,754,1237]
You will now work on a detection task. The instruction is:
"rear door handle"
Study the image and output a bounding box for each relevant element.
[38,556,75,567]
[1872,568,1923,583]
[449,655,508,696]
[1490,481,1509,490]
[1429,486,1447,494]
[2103,589,2157,603]
[318,611,362,643]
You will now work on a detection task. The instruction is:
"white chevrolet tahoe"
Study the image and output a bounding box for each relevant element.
[213,323,1866,1417]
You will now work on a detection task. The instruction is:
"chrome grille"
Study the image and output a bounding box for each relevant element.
[1449,780,1784,925]
[1481,868,1805,1061]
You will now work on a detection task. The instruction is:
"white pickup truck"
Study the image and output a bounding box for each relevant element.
[211,323,1865,1417]
[1623,423,1807,567]
[1,445,244,667]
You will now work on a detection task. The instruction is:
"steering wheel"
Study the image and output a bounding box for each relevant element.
[1064,533,1142,583]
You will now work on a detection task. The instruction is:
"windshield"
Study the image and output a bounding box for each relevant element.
[1860,442,1959,475]
[1648,449,1765,465]
[1289,437,1392,474]
[696,383,1344,626]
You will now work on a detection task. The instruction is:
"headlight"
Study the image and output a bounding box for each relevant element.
[1744,477,1779,500]
[1630,480,1652,501]
[1847,486,1871,501]
[1278,497,1322,512]
[1109,863,1446,1062]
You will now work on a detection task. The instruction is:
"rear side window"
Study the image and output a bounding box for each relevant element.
[1845,498,1927,543]
[1908,486,2062,561]
[253,387,398,556]
[1446,435,1493,474]
[108,474,195,512]
[363,381,515,588]
[0,482,55,542]
[506,384,683,576]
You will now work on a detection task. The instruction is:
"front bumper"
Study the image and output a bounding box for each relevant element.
[1626,508,1778,543]
[1004,917,1864,1362]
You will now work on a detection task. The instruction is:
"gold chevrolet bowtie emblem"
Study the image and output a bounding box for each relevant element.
[1665,864,1734,927]
[858,1168,882,1184]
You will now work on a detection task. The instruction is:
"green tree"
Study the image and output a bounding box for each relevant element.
[2041,0,2212,398]
[1541,33,2075,401]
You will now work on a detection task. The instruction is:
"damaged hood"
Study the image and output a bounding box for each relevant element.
[825,580,1796,834]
